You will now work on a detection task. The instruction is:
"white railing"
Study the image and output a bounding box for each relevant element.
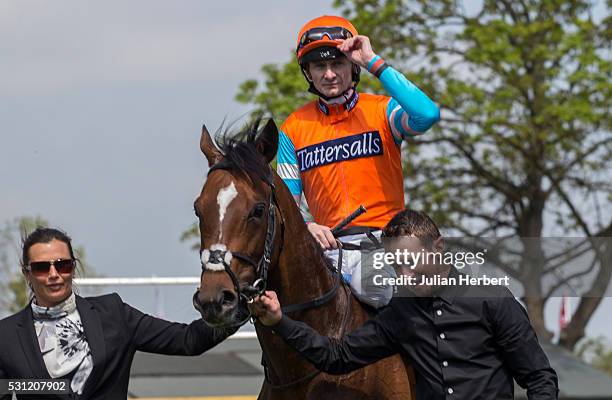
[75,276,200,286]
[74,276,258,339]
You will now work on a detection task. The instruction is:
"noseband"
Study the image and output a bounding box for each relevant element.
[193,161,282,327]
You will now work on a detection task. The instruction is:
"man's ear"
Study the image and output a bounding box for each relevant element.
[303,64,313,81]
[352,64,361,84]
[432,237,445,253]
[255,119,279,164]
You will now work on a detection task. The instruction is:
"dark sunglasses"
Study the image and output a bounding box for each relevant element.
[25,259,76,275]
[298,26,353,49]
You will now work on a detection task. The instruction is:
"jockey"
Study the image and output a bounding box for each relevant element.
[277,15,440,308]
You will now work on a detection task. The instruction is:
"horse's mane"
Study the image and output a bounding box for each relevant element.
[215,118,271,183]
[215,117,337,272]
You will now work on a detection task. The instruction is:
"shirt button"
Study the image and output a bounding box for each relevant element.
[439,332,446,339]
[448,387,454,394]
[442,361,449,367]
[436,309,442,316]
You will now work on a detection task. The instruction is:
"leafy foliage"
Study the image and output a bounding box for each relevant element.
[184,0,611,349]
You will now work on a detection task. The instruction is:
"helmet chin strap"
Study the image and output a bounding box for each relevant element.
[307,83,353,102]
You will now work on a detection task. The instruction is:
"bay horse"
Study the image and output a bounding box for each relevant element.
[192,118,414,399]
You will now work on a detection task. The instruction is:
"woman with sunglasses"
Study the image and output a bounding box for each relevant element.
[278,15,440,308]
[0,227,235,399]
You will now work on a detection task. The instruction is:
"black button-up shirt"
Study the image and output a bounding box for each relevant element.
[273,268,558,399]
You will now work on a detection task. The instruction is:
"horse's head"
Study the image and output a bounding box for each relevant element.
[193,118,280,327]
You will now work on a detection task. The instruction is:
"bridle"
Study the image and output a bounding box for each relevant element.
[193,160,343,329]
[194,157,376,392]
[193,160,281,328]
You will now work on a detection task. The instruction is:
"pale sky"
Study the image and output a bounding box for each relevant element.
[1,0,609,341]
[0,0,336,322]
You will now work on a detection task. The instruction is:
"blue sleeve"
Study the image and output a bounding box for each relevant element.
[277,130,303,203]
[379,66,440,143]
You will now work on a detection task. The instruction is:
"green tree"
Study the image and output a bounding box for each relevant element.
[0,216,94,313]
[229,0,611,351]
[236,58,314,122]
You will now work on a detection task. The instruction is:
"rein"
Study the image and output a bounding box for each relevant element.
[194,159,360,389]
[193,161,341,328]
[263,278,353,390]
[193,160,278,328]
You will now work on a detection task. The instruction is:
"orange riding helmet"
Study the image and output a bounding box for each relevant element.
[295,15,358,63]
[295,15,361,98]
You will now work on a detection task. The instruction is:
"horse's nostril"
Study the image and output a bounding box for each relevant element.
[221,290,237,305]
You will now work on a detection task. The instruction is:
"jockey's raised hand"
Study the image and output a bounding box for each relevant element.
[336,35,377,69]
[249,291,282,326]
[307,222,338,250]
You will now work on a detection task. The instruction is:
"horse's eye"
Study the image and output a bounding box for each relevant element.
[249,203,266,219]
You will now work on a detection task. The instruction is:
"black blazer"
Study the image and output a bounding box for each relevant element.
[0,293,234,399]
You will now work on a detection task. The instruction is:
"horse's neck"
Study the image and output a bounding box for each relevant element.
[270,180,337,313]
[257,178,357,383]
[275,221,336,308]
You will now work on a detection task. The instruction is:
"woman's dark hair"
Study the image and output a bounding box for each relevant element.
[21,227,76,267]
[383,208,441,247]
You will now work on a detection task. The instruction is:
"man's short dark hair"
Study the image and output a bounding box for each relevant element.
[383,208,441,247]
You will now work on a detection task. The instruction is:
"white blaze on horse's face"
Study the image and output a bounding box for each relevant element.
[200,181,238,272]
[217,181,238,241]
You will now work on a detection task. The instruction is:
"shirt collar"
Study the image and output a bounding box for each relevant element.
[435,267,462,305]
[317,88,359,117]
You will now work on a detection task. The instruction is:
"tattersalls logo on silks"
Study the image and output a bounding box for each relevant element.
[296,131,383,172]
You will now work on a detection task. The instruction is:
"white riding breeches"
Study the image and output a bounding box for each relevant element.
[325,230,395,309]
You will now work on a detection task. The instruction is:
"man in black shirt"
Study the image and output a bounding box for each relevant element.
[250,209,558,399]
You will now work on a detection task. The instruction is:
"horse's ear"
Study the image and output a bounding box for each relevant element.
[200,125,223,166]
[255,118,279,164]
